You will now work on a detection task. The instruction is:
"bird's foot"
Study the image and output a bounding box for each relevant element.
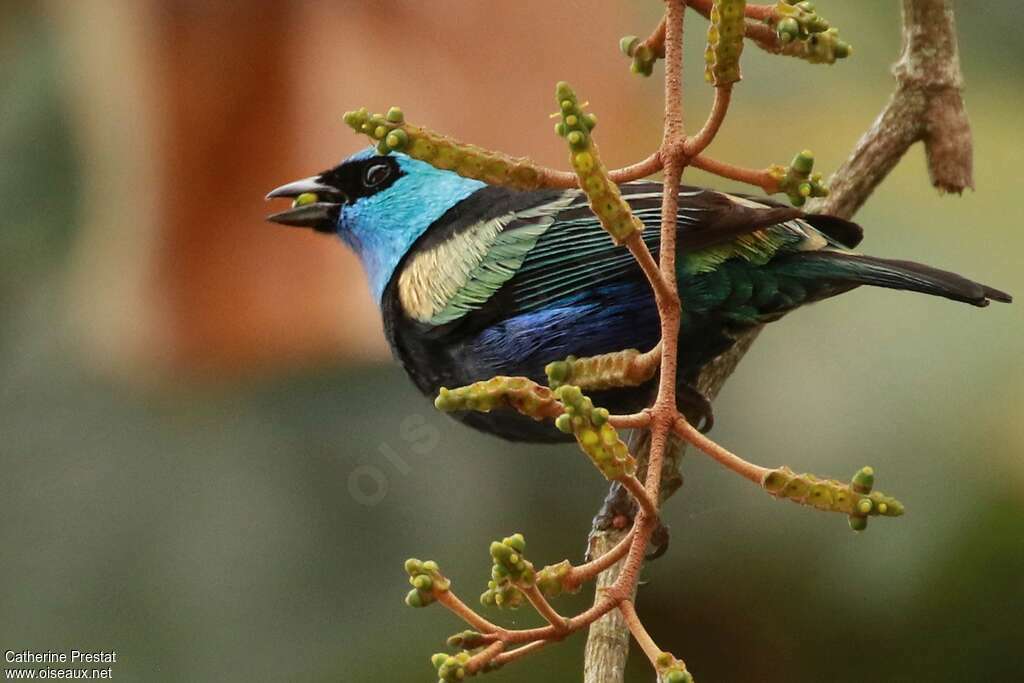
[587,480,670,563]
[679,382,715,433]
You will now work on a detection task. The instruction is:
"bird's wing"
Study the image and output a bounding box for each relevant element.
[396,181,858,327]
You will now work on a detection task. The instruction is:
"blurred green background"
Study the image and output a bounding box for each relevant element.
[1,2,1021,681]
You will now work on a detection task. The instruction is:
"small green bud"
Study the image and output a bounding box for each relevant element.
[386,106,404,123]
[405,558,423,575]
[848,515,868,532]
[385,128,408,151]
[555,413,573,433]
[405,588,425,607]
[852,466,875,494]
[619,35,640,56]
[505,533,526,553]
[792,150,815,174]
[431,653,448,670]
[293,192,318,208]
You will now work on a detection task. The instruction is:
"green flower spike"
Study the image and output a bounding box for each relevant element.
[545,348,656,391]
[771,1,851,64]
[404,558,450,608]
[434,377,561,421]
[768,150,829,207]
[656,652,694,683]
[619,35,657,77]
[761,465,904,531]
[554,82,644,245]
[342,107,546,190]
[554,385,636,480]
[704,0,747,86]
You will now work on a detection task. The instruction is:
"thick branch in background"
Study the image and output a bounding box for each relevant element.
[582,1,973,681]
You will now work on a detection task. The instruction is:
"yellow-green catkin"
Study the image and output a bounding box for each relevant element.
[342,107,545,190]
[545,349,654,391]
[554,385,636,480]
[761,465,904,531]
[434,377,559,421]
[704,0,747,86]
[403,558,450,608]
[554,82,643,245]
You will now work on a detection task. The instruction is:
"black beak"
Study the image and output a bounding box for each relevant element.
[265,176,344,233]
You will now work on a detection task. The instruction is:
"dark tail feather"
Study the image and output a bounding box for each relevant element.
[791,252,1012,307]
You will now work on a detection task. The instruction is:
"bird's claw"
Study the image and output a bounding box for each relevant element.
[679,382,715,433]
[585,480,671,563]
[645,522,671,561]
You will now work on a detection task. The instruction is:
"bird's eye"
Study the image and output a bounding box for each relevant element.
[363,162,391,188]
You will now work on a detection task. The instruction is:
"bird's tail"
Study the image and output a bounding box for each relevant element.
[787,251,1012,307]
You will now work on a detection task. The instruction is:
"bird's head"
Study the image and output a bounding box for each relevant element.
[266,148,484,302]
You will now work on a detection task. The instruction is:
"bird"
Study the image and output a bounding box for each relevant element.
[266,148,1011,443]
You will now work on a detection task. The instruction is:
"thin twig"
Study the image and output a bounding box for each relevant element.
[537,151,664,189]
[619,599,663,665]
[522,585,569,634]
[684,86,733,158]
[434,590,502,634]
[465,640,505,674]
[607,412,651,430]
[672,417,770,484]
[689,154,778,193]
[619,474,659,522]
[568,527,636,587]
[492,640,548,667]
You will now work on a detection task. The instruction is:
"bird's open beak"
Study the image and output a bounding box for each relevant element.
[265,176,345,233]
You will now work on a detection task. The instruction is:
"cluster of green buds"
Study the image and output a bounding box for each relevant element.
[535,559,577,599]
[554,385,636,479]
[768,150,828,206]
[404,558,450,608]
[704,0,747,86]
[546,349,655,391]
[435,377,560,421]
[655,652,694,683]
[772,1,851,64]
[761,465,904,531]
[619,35,658,77]
[430,651,473,682]
[480,534,533,609]
[342,107,546,190]
[554,82,644,245]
